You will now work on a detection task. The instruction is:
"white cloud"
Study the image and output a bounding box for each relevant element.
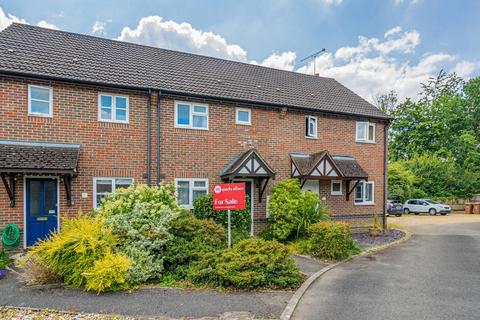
[0,6,58,32]
[320,0,343,5]
[37,20,59,30]
[394,0,418,5]
[117,16,249,62]
[92,20,111,35]
[256,51,297,71]
[297,29,479,102]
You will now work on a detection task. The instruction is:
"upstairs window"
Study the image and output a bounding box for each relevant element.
[94,178,133,208]
[98,94,129,123]
[356,122,375,143]
[28,85,52,117]
[306,116,317,138]
[354,181,374,205]
[174,178,208,208]
[175,101,208,130]
[236,107,251,125]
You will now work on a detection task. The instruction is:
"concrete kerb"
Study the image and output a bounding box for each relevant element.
[280,227,413,320]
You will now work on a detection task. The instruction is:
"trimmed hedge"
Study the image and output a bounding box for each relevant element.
[187,238,301,289]
[307,221,360,261]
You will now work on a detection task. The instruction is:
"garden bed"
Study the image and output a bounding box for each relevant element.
[351,229,406,249]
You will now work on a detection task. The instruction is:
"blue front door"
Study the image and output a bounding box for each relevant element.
[26,178,58,246]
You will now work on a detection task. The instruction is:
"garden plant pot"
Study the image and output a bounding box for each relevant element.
[0,269,6,280]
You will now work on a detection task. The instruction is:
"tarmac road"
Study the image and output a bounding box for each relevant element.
[293,215,480,320]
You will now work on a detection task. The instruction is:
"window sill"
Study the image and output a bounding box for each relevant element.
[306,136,318,140]
[354,202,375,206]
[235,122,251,126]
[28,113,52,118]
[174,125,209,131]
[99,119,129,125]
[331,192,343,196]
[355,140,376,144]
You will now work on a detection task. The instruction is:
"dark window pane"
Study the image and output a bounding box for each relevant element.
[177,181,190,205]
[29,181,41,215]
[44,180,56,214]
[96,180,113,193]
[368,125,375,141]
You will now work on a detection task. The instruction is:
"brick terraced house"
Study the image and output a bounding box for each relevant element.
[0,23,391,248]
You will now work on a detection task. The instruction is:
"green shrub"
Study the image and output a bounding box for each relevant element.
[98,183,186,284]
[163,212,225,279]
[83,250,132,293]
[0,251,12,269]
[193,193,250,233]
[187,238,301,289]
[31,214,117,288]
[307,221,360,261]
[268,178,329,240]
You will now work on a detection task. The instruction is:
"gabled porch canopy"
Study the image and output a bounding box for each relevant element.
[220,149,275,202]
[290,151,368,201]
[0,140,80,207]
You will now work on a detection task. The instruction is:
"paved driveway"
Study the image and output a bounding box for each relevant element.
[293,214,480,320]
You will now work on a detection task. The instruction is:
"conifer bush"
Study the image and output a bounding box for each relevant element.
[31,214,118,288]
[187,238,301,289]
[83,250,132,293]
[307,221,360,261]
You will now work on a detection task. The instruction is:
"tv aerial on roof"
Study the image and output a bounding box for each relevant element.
[300,48,326,76]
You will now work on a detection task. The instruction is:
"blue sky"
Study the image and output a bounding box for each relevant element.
[1,0,479,102]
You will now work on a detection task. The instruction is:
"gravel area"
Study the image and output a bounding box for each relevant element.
[0,273,288,319]
[351,229,406,249]
[0,306,264,320]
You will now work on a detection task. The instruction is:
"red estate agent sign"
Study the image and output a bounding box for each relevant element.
[212,183,246,211]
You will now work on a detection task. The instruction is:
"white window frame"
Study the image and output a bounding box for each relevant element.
[28,84,53,117]
[356,121,376,143]
[331,180,343,195]
[235,107,251,125]
[93,177,134,208]
[354,181,375,205]
[174,101,209,130]
[98,93,129,124]
[174,178,209,209]
[306,116,318,139]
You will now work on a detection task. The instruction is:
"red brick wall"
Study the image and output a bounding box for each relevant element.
[0,75,387,247]
[0,76,150,248]
[158,96,387,233]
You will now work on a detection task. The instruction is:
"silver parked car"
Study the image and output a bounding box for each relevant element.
[403,199,451,215]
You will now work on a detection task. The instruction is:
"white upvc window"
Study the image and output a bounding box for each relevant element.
[306,116,317,138]
[331,180,343,195]
[356,122,375,143]
[236,107,251,125]
[98,93,129,123]
[175,101,209,130]
[28,85,53,117]
[354,181,375,205]
[93,177,133,208]
[174,178,209,208]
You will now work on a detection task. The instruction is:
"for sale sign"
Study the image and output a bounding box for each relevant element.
[212,183,246,211]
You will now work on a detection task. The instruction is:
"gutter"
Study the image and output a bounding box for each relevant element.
[147,89,152,186]
[383,122,390,230]
[0,71,392,123]
[157,89,162,184]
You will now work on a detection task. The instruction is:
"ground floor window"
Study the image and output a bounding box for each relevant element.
[354,181,374,205]
[174,178,208,208]
[94,177,133,208]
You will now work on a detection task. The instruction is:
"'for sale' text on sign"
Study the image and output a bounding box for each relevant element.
[212,183,246,211]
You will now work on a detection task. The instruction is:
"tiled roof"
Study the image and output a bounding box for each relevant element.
[0,23,391,120]
[0,140,80,174]
[220,148,275,180]
[290,152,368,179]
